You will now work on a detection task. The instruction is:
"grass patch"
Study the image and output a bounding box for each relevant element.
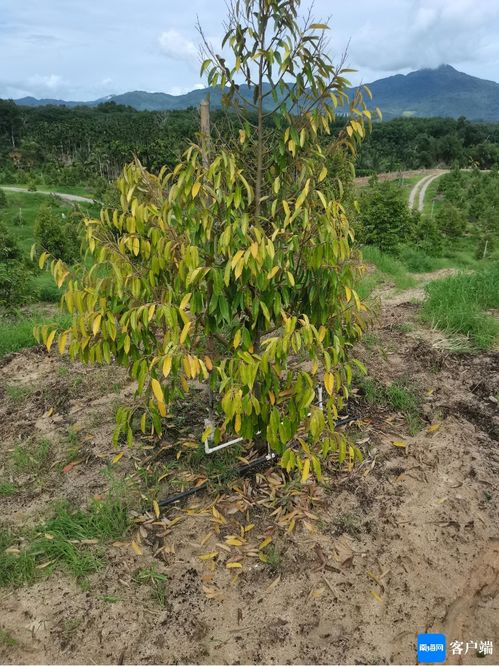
[421,263,499,349]
[133,566,168,607]
[4,385,34,403]
[0,481,17,496]
[12,438,52,473]
[362,245,416,290]
[0,628,17,647]
[0,495,130,589]
[357,376,423,434]
[0,308,70,358]
[261,545,283,572]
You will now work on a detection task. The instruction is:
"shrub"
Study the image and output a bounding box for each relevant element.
[357,179,416,253]
[0,222,31,306]
[38,0,372,478]
[34,204,82,264]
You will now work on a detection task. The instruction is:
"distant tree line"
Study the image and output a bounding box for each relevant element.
[1,99,499,187]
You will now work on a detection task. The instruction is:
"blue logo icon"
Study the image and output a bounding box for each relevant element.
[417,634,446,663]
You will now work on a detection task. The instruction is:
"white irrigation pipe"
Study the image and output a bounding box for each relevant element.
[204,384,325,454]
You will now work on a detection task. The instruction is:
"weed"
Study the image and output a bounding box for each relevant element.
[133,566,168,607]
[421,263,499,349]
[12,438,52,473]
[4,385,33,403]
[332,513,362,538]
[0,481,17,496]
[362,246,417,290]
[0,310,70,359]
[0,628,17,647]
[362,332,380,349]
[356,376,423,434]
[396,322,414,334]
[261,545,282,572]
[0,494,130,589]
[100,595,121,603]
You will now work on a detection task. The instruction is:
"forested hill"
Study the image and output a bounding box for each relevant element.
[8,65,499,120]
[355,65,499,121]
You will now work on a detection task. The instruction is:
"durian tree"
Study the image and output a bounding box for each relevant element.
[37,0,373,478]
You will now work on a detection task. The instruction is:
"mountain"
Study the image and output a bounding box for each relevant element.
[357,65,499,121]
[9,65,499,120]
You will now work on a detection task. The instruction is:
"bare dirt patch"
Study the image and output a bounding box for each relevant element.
[0,283,498,665]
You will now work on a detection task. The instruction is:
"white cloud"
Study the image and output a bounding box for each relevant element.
[168,82,206,96]
[351,0,499,75]
[158,29,198,64]
[27,73,64,90]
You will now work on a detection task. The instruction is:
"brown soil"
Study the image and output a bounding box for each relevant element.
[0,280,498,665]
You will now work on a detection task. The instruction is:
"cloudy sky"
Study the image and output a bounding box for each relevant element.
[1,0,499,100]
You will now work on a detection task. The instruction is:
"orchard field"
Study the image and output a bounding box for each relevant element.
[0,1,498,661]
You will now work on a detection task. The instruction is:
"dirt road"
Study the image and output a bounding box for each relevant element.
[408,170,448,211]
[1,186,94,204]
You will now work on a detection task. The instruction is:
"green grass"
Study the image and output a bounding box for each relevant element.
[357,376,423,434]
[0,495,130,588]
[133,566,168,606]
[421,262,499,349]
[362,245,417,290]
[12,438,52,473]
[4,385,34,403]
[0,308,70,358]
[0,628,18,647]
[0,481,17,496]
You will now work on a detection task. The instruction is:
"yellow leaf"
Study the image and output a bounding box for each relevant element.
[301,458,311,483]
[58,331,68,355]
[112,451,125,464]
[38,252,48,270]
[239,129,246,144]
[153,500,160,518]
[204,355,213,371]
[124,335,131,354]
[226,562,242,569]
[370,589,384,604]
[250,242,258,259]
[158,401,167,417]
[180,321,191,344]
[427,423,441,433]
[148,304,156,322]
[287,271,295,287]
[233,329,241,349]
[131,540,143,556]
[391,441,407,448]
[180,293,192,310]
[324,372,334,396]
[46,329,56,352]
[199,551,218,560]
[162,356,172,378]
[92,314,102,337]
[318,165,328,182]
[192,182,201,199]
[345,286,352,303]
[234,413,241,433]
[267,266,279,279]
[151,378,164,403]
[225,537,244,546]
[259,536,272,550]
[132,237,140,256]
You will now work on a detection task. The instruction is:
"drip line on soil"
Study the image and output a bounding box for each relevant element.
[154,415,358,510]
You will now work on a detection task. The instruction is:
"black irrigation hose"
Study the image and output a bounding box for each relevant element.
[155,415,358,510]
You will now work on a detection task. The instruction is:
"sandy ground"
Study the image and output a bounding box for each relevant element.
[0,277,498,665]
